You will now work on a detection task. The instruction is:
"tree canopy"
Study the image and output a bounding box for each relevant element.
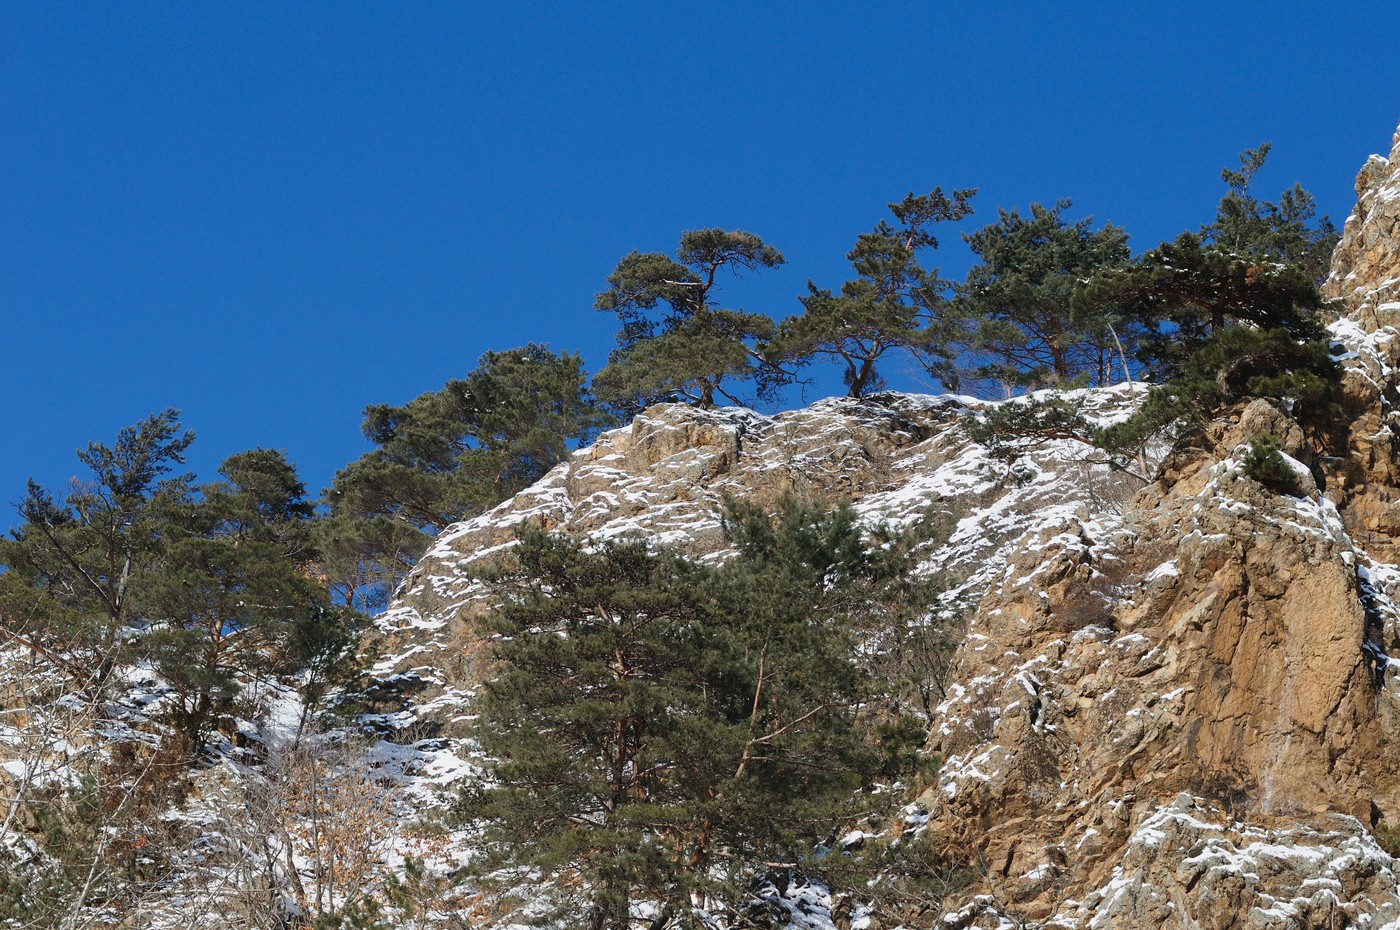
[594,229,787,410]
[0,409,195,686]
[1075,230,1329,397]
[0,417,358,752]
[139,449,354,748]
[768,189,975,397]
[1202,142,1340,284]
[962,145,1341,472]
[955,200,1131,392]
[464,496,947,929]
[1076,225,1337,456]
[322,344,610,609]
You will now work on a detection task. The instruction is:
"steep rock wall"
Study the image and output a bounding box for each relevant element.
[369,119,1400,930]
[1325,121,1400,319]
[920,124,1400,929]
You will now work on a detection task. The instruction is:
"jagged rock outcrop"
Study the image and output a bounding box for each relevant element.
[1322,127,1400,565]
[915,125,1400,928]
[369,387,1143,729]
[944,795,1400,930]
[365,120,1400,929]
[1325,122,1400,320]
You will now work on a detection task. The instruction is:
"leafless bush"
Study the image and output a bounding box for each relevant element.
[202,730,401,926]
[1057,457,1145,517]
[0,636,191,928]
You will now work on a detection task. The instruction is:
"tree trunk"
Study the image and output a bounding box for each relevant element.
[850,356,876,397]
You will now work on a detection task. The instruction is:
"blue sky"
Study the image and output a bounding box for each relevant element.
[2,3,1396,520]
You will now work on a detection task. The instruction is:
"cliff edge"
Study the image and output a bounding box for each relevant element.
[369,121,1400,929]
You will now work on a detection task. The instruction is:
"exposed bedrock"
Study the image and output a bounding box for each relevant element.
[920,121,1400,928]
[373,119,1400,928]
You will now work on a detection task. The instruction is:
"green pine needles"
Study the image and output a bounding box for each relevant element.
[1241,433,1304,496]
[0,412,360,753]
[768,189,975,397]
[594,229,789,411]
[462,496,955,930]
[322,344,613,610]
[955,199,1131,392]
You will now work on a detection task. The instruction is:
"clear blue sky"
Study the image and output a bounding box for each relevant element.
[2,2,1396,522]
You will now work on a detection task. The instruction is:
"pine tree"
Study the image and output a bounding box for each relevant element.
[1097,324,1340,454]
[1077,231,1326,383]
[955,200,1130,392]
[310,512,423,615]
[594,229,786,410]
[138,449,356,750]
[467,533,716,930]
[1073,226,1339,458]
[768,189,974,397]
[464,497,935,929]
[2,419,358,753]
[1203,142,1340,284]
[0,409,194,687]
[323,344,610,604]
[1064,144,1343,460]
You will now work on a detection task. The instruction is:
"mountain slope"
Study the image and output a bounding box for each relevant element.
[366,120,1400,929]
[12,123,1400,930]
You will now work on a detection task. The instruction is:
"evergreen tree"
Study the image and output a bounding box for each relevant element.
[1202,142,1340,284]
[1241,432,1304,496]
[2,418,359,753]
[768,189,974,397]
[0,410,194,687]
[310,512,424,615]
[1096,324,1340,454]
[1066,145,1341,459]
[1077,231,1326,383]
[1072,225,1339,459]
[323,344,610,605]
[465,497,934,929]
[962,393,1103,466]
[594,229,786,410]
[955,200,1131,391]
[138,450,356,750]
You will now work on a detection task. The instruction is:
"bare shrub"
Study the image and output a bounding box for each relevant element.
[205,731,401,926]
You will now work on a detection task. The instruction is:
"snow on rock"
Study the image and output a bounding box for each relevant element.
[909,121,1400,924]
[916,375,1400,926]
[370,386,1148,727]
[1326,118,1400,325]
[363,313,1400,929]
[1078,795,1400,929]
[347,381,1164,928]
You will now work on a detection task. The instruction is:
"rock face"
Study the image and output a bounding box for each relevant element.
[924,391,1400,927]
[1322,128,1400,567]
[374,120,1400,928]
[370,387,1143,730]
[1325,122,1400,321]
[915,126,1400,928]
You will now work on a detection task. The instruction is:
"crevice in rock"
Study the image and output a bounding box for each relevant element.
[1357,566,1391,688]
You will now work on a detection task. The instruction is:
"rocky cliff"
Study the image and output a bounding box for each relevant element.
[910,126,1400,928]
[369,386,1142,734]
[912,127,1400,928]
[361,122,1400,929]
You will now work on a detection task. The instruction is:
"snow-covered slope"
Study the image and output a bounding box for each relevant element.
[346,119,1400,929]
[366,384,1148,736]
